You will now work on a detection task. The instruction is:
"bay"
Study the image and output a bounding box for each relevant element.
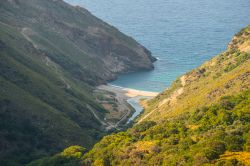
[65,0,250,92]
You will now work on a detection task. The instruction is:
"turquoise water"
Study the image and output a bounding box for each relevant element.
[65,0,250,92]
[127,96,147,123]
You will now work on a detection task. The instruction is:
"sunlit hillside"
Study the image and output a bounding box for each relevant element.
[32,25,250,166]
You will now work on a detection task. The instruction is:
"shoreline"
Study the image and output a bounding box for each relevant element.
[97,84,159,125]
[104,84,159,98]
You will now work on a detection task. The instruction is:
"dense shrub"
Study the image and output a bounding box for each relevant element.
[82,90,250,165]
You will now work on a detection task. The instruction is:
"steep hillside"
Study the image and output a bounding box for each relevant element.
[86,90,250,165]
[85,25,250,165]
[32,25,250,165]
[0,0,155,85]
[0,0,155,165]
[138,25,250,123]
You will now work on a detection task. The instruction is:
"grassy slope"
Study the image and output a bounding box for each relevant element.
[0,20,108,165]
[139,25,250,123]
[0,0,154,165]
[34,25,250,165]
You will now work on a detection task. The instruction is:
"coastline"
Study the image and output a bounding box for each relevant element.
[99,84,159,98]
[97,84,159,125]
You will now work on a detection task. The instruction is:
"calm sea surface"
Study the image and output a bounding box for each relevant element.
[65,0,250,92]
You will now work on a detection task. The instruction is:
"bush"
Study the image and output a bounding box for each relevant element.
[61,146,86,159]
[225,136,244,151]
[133,121,157,132]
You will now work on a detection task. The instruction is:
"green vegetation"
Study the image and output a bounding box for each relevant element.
[0,0,249,165]
[85,89,250,165]
[31,89,250,165]
[28,146,86,166]
[0,0,155,165]
[0,21,105,166]
[139,25,250,123]
[33,25,250,165]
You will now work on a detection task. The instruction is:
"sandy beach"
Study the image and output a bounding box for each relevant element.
[98,84,159,98]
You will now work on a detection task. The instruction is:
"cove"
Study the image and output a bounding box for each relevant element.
[65,0,250,92]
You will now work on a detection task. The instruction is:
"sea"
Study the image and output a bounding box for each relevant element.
[65,0,250,92]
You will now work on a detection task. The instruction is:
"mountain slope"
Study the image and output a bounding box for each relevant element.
[0,0,155,165]
[138,25,250,123]
[33,25,250,165]
[84,25,250,166]
[84,90,250,165]
[0,0,155,85]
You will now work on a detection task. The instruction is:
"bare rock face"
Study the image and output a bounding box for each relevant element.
[228,27,250,53]
[1,0,156,85]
